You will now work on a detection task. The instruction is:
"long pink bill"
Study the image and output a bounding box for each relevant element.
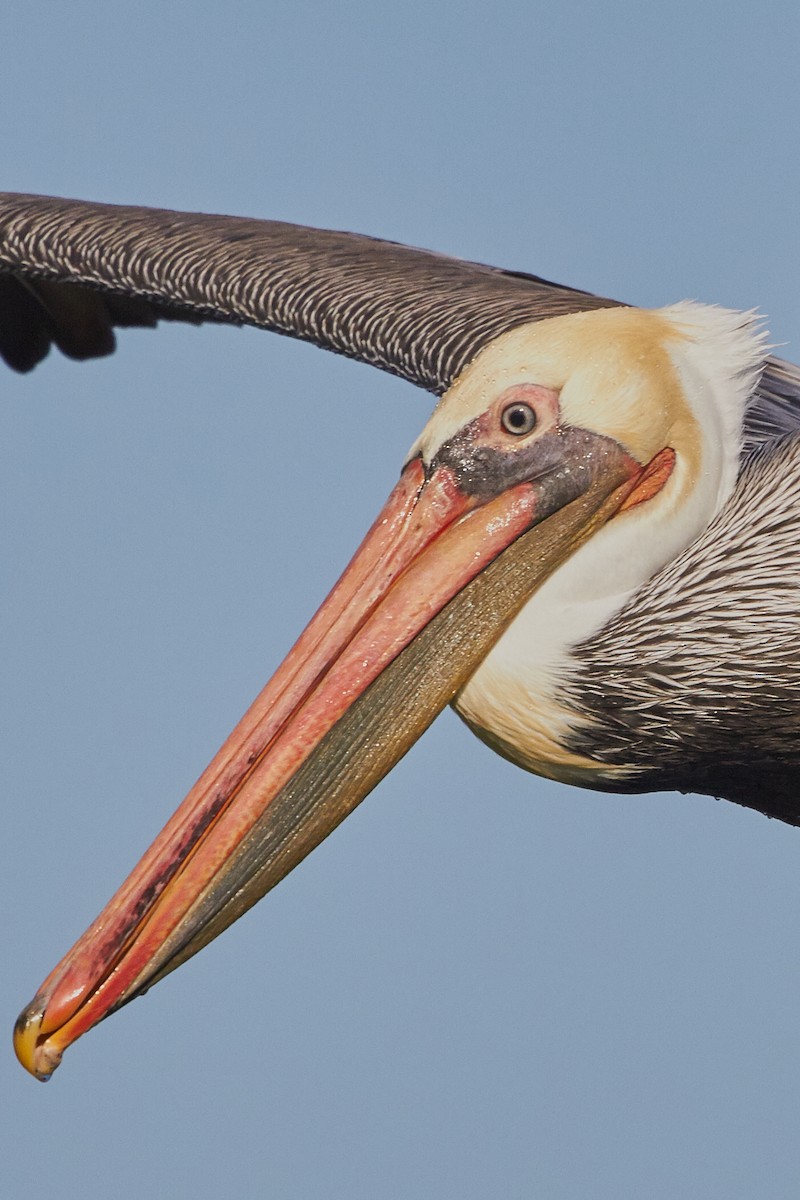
[14,444,650,1080]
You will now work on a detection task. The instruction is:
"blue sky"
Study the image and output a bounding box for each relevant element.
[3,3,800,1197]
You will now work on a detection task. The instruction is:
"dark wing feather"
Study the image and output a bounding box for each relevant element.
[0,193,617,392]
[743,357,800,453]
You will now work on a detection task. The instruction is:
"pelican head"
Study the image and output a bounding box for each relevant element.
[14,302,765,1078]
[451,303,767,784]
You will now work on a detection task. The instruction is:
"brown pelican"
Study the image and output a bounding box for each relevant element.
[4,193,800,1081]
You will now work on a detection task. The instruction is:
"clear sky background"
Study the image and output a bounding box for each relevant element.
[3,3,800,1197]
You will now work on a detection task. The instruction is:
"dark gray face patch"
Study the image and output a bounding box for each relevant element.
[429,418,634,504]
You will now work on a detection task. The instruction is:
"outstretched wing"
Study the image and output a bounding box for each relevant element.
[0,193,615,392]
[2,193,798,455]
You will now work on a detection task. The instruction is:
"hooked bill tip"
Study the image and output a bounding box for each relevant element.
[14,1001,61,1081]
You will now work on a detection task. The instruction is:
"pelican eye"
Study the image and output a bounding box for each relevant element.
[500,402,537,436]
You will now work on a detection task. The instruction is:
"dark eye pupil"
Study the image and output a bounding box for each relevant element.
[501,403,536,435]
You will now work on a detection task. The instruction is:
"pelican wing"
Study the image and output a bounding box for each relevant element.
[2,193,798,456]
[744,357,800,453]
[0,193,615,388]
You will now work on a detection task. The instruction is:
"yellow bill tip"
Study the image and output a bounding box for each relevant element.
[13,1003,61,1081]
